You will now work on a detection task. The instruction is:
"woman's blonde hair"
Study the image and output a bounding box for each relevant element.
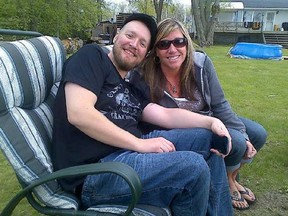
[142,18,196,102]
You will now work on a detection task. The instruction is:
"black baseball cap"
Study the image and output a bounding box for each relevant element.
[121,13,157,51]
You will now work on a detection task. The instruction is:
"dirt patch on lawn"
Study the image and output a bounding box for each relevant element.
[234,190,288,216]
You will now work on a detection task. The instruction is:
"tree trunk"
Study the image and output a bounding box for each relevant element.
[153,0,164,23]
[191,0,220,47]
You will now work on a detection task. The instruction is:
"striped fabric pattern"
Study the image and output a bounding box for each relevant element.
[0,36,78,209]
[101,44,113,54]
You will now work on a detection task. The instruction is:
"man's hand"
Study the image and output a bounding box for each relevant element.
[135,137,176,153]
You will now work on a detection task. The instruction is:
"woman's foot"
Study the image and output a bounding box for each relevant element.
[228,174,249,210]
[235,181,256,204]
[231,190,249,210]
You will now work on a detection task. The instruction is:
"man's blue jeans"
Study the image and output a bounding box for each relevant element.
[81,128,233,216]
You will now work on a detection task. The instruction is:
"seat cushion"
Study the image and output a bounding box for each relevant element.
[0,36,79,209]
[87,204,171,216]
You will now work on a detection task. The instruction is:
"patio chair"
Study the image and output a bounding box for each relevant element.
[0,36,170,216]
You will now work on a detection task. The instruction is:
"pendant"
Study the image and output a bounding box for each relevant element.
[172,86,177,93]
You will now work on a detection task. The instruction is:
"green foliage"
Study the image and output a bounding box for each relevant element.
[0,0,102,39]
[126,0,186,22]
[0,0,191,40]
[128,0,155,15]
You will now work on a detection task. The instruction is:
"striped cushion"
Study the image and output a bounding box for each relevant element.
[0,36,78,209]
[101,44,113,54]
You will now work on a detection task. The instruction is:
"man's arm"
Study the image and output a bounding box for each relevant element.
[65,83,175,153]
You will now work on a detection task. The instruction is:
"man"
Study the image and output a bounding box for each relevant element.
[52,13,233,215]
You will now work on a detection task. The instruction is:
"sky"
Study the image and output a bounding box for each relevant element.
[175,0,191,5]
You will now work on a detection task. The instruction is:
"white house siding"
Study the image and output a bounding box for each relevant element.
[218,0,288,32]
[274,11,288,31]
[218,9,288,32]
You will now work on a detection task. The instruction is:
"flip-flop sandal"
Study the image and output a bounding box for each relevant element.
[239,187,256,204]
[231,191,249,210]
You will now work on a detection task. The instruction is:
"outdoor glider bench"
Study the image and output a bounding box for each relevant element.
[0,36,171,216]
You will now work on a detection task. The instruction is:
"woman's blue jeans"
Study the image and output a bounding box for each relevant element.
[81,128,233,216]
[225,117,267,172]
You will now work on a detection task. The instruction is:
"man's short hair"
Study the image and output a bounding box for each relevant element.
[121,13,157,51]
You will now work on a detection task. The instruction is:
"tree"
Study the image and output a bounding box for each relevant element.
[191,0,220,46]
[128,0,169,22]
[120,0,183,23]
[0,0,101,39]
[128,0,154,15]
[0,0,191,40]
[153,0,164,22]
[161,2,186,23]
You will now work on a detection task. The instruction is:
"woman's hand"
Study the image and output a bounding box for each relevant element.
[244,141,257,159]
[210,118,232,157]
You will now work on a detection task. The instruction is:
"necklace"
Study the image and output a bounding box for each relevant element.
[171,85,177,94]
[166,79,179,94]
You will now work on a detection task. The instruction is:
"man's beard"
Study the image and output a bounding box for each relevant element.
[112,45,142,71]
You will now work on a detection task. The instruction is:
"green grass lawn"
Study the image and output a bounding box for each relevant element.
[1,46,288,215]
[204,46,288,215]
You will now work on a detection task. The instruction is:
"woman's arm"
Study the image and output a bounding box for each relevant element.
[142,103,230,137]
[204,55,249,139]
[142,103,232,156]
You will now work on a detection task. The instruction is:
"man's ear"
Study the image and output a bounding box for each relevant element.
[113,33,119,44]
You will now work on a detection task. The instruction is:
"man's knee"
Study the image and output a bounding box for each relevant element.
[173,152,210,179]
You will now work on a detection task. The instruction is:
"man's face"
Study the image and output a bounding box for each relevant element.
[110,20,151,72]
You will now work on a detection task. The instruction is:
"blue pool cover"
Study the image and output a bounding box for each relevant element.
[228,42,282,60]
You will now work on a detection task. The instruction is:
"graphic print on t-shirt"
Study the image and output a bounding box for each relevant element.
[105,83,141,122]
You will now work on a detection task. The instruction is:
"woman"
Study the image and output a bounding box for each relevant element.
[140,18,267,210]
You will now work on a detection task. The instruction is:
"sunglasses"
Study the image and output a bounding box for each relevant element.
[156,38,188,50]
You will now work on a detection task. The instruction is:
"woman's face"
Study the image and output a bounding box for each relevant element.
[156,29,187,72]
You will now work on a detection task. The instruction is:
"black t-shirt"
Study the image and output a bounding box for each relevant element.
[51,44,149,192]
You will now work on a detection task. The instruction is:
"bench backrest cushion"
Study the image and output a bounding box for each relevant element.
[0,36,78,209]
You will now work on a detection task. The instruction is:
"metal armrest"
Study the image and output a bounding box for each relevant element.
[1,162,142,216]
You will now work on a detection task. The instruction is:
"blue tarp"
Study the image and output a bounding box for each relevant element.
[228,42,283,60]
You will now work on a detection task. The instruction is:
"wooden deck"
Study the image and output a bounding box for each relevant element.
[215,22,287,34]
[214,22,288,47]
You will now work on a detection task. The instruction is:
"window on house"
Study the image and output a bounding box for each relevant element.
[253,12,263,22]
[233,11,243,22]
[243,11,253,22]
